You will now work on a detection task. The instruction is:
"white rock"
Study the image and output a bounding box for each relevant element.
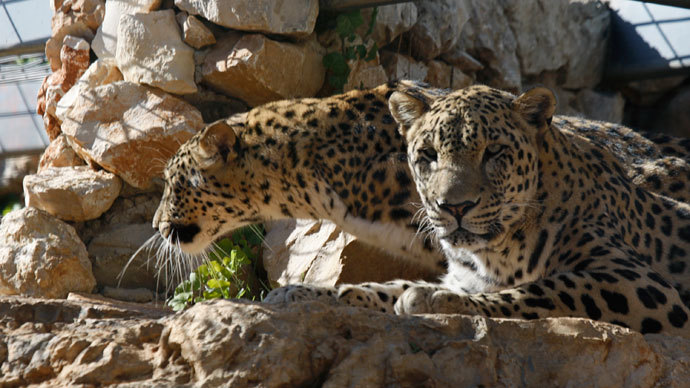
[202,33,325,106]
[425,60,472,90]
[55,60,124,123]
[46,0,105,71]
[116,10,197,95]
[38,134,85,172]
[91,0,161,64]
[343,61,388,92]
[23,166,122,222]
[176,12,216,49]
[408,0,469,60]
[0,207,96,298]
[174,0,319,38]
[56,81,204,189]
[359,3,417,47]
[381,52,428,81]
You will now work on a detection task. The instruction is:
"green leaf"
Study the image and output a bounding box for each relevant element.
[344,46,357,60]
[335,14,353,38]
[347,10,364,29]
[356,44,367,59]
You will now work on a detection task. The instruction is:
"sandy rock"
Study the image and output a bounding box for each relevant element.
[425,60,472,90]
[0,156,39,199]
[91,0,161,64]
[358,3,417,48]
[0,207,95,299]
[46,0,104,71]
[460,0,521,91]
[116,10,197,95]
[38,134,85,172]
[408,0,469,60]
[176,12,216,49]
[202,33,325,106]
[174,0,318,38]
[23,166,122,222]
[37,36,91,140]
[56,81,204,189]
[263,219,437,287]
[381,51,428,81]
[441,48,483,73]
[88,223,162,291]
[343,61,388,92]
[101,286,154,303]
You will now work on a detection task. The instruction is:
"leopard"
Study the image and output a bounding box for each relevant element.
[264,84,690,338]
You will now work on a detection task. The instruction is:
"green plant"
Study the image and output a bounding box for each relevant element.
[167,225,270,311]
[322,8,379,92]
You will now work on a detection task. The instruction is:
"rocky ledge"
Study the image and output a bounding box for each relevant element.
[1,295,688,387]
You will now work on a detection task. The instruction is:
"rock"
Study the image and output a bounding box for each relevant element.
[38,134,85,172]
[0,296,689,386]
[381,51,428,81]
[23,166,122,222]
[174,0,319,38]
[460,0,521,91]
[91,0,161,64]
[658,86,690,138]
[88,223,162,291]
[55,81,204,189]
[0,156,39,199]
[181,88,248,123]
[101,286,154,303]
[202,33,325,106]
[0,207,96,299]
[263,219,437,287]
[624,75,688,106]
[573,89,625,124]
[37,35,91,140]
[46,0,105,71]
[425,60,472,90]
[441,48,483,73]
[358,3,417,48]
[116,10,197,95]
[343,61,388,92]
[176,12,216,49]
[503,0,610,89]
[408,0,469,60]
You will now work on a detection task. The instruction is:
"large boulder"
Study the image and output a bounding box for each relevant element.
[23,166,121,222]
[174,0,319,38]
[202,33,325,106]
[55,80,204,189]
[0,207,96,299]
[408,0,469,60]
[91,0,161,64]
[358,3,418,48]
[116,10,197,95]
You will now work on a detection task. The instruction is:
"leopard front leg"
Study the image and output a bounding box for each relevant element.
[263,284,339,305]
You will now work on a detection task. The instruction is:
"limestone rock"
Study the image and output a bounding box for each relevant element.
[88,223,162,291]
[358,3,417,47]
[573,89,625,124]
[116,10,197,95]
[38,134,85,172]
[46,0,105,71]
[176,12,216,49]
[263,219,437,287]
[202,33,325,106]
[343,61,388,92]
[0,296,689,386]
[174,0,319,38]
[37,35,91,140]
[0,156,39,199]
[408,0,469,60]
[381,51,428,81]
[460,0,521,91]
[91,0,161,64]
[0,207,95,299]
[425,60,472,90]
[441,48,483,73]
[23,166,122,222]
[55,81,204,189]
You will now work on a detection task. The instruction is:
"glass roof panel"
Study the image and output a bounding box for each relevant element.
[4,0,52,43]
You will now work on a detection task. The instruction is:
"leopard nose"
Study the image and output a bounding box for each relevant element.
[437,199,479,224]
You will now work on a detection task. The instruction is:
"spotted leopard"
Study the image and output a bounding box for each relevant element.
[265,84,690,338]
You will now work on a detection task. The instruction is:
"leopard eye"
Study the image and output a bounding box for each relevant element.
[418,147,438,164]
[484,144,506,160]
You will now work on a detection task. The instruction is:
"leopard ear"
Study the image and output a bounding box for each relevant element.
[389,91,429,136]
[512,87,556,131]
[198,119,239,164]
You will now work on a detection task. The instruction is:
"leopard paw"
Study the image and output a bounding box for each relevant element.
[263,284,337,305]
[394,286,463,315]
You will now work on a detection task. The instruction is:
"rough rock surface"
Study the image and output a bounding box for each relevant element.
[263,219,438,287]
[91,0,161,64]
[202,33,325,106]
[0,297,688,387]
[46,0,105,71]
[0,156,39,199]
[37,35,91,140]
[408,0,469,60]
[116,10,197,95]
[425,60,473,90]
[381,51,428,81]
[56,81,204,188]
[174,0,319,38]
[175,12,216,49]
[658,85,690,138]
[37,134,85,172]
[23,166,122,222]
[0,208,96,299]
[359,3,417,47]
